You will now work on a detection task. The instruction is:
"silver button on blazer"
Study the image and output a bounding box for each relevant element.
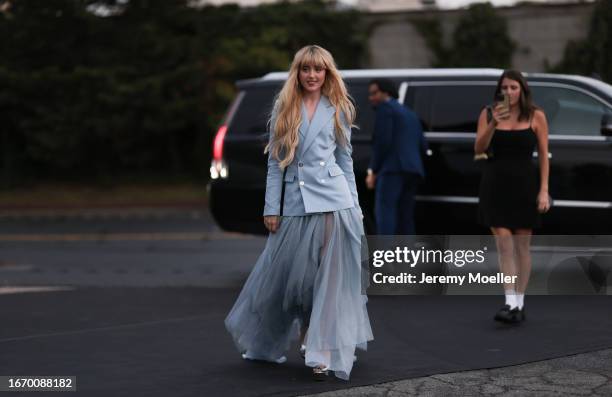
[263,95,361,217]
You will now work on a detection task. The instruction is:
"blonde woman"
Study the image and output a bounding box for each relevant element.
[225,45,373,381]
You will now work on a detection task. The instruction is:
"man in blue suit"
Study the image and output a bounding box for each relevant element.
[365,79,427,235]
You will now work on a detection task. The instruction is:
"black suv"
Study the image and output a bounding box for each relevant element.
[209,69,612,235]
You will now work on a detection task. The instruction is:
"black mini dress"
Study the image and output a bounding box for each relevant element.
[478,126,541,229]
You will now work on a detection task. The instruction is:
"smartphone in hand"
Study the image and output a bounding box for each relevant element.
[494,92,510,120]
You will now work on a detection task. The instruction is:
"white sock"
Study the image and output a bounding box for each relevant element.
[516,293,525,310]
[504,289,517,309]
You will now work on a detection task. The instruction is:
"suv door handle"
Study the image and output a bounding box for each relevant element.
[532,151,552,159]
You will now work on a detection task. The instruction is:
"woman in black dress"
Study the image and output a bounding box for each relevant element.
[475,70,550,323]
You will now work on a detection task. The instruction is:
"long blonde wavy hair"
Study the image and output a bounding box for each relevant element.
[265,45,356,169]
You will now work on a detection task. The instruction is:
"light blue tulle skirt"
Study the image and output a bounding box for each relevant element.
[224,207,373,380]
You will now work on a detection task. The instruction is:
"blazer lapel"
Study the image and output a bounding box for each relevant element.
[299,103,309,139]
[300,96,335,157]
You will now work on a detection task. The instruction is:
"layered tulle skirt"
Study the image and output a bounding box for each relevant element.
[224,207,373,380]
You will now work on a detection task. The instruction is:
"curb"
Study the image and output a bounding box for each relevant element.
[0,206,210,221]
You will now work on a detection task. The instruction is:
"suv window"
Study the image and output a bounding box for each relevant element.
[405,85,493,132]
[404,85,433,131]
[230,83,375,138]
[531,85,608,136]
[431,85,493,132]
[347,82,375,137]
[229,86,278,135]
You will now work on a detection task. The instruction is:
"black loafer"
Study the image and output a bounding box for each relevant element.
[512,307,526,322]
[506,307,523,324]
[496,306,525,324]
[494,304,511,322]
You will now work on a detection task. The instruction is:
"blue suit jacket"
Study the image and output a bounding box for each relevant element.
[369,98,427,178]
[263,95,361,217]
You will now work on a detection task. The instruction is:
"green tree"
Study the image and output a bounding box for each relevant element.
[415,3,515,68]
[0,0,367,187]
[549,0,612,83]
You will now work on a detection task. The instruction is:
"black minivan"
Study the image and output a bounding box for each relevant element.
[209,69,612,235]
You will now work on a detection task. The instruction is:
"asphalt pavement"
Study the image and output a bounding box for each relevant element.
[0,208,610,396]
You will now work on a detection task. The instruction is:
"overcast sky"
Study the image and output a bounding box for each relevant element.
[435,0,519,7]
[341,0,531,8]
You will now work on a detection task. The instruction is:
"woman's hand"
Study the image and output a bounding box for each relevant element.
[537,191,551,213]
[365,173,376,190]
[264,215,280,233]
[492,104,510,125]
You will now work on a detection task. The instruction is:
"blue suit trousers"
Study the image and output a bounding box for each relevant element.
[375,172,420,235]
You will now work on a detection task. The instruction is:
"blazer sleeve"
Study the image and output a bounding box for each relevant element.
[263,111,283,217]
[335,113,362,213]
[368,102,393,173]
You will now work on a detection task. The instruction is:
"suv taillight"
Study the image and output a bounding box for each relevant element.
[213,125,227,161]
[210,125,228,179]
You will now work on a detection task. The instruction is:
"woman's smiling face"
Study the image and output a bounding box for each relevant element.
[299,63,326,94]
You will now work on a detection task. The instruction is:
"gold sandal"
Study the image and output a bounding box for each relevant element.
[312,365,329,381]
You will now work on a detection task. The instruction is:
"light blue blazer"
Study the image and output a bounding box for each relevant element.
[263,95,361,217]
